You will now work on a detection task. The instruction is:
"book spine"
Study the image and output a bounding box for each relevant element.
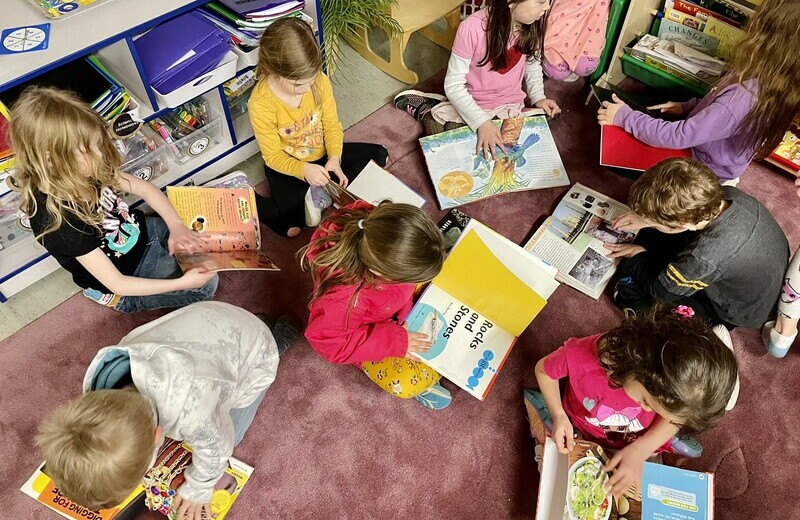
[673,0,741,27]
[665,7,707,30]
[644,56,710,90]
[707,0,749,25]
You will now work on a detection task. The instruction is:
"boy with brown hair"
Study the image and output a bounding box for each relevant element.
[605,158,789,329]
[36,302,297,520]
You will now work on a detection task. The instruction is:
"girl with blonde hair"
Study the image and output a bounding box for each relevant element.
[248,17,388,237]
[301,200,452,409]
[10,86,217,312]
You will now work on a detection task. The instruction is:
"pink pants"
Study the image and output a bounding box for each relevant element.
[543,56,600,80]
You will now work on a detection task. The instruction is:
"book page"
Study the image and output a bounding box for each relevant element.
[525,184,636,299]
[167,187,260,252]
[405,284,516,400]
[419,116,570,209]
[175,250,279,272]
[348,160,425,207]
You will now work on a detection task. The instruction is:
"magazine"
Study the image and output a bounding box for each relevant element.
[166,186,279,272]
[419,116,570,210]
[21,439,255,520]
[535,438,714,520]
[524,184,638,299]
[404,220,559,400]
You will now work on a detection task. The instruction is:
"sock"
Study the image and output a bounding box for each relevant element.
[770,327,796,349]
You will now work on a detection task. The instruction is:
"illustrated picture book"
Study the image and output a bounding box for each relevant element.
[404,219,559,400]
[535,438,714,520]
[437,208,472,253]
[524,183,639,299]
[419,116,570,210]
[323,161,425,209]
[767,118,800,173]
[600,125,691,172]
[166,186,279,272]
[21,439,254,520]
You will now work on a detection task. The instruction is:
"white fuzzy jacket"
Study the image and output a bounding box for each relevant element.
[82,302,279,504]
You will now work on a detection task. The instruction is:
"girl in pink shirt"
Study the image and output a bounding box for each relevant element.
[394,0,560,159]
[301,201,452,409]
[531,304,737,497]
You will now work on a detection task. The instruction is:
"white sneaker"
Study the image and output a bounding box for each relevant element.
[304,185,332,227]
[712,324,739,411]
[721,177,740,187]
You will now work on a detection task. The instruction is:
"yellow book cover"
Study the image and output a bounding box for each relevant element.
[665,8,707,30]
[703,16,745,60]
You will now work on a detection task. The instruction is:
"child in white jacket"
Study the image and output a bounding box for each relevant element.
[36,302,297,520]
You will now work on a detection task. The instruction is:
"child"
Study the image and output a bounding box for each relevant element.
[762,251,800,357]
[10,87,218,313]
[607,158,788,330]
[248,18,389,237]
[394,0,560,159]
[37,302,297,520]
[597,0,800,185]
[532,304,738,497]
[301,200,451,409]
[543,0,608,81]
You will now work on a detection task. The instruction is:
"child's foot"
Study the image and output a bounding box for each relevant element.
[304,185,332,227]
[762,320,796,358]
[712,324,740,411]
[413,381,452,410]
[670,434,703,458]
[393,90,445,122]
[256,314,300,356]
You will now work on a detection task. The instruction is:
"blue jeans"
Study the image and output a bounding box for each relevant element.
[113,216,219,313]
[229,388,267,446]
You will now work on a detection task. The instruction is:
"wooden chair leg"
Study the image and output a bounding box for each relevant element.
[343,26,419,84]
[417,7,461,50]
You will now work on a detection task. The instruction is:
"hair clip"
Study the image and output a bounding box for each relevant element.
[357,219,365,230]
[672,305,695,320]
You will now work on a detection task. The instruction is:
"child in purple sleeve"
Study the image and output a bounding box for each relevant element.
[597,0,800,185]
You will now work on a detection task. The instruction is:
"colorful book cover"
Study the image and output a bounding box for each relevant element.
[657,19,719,54]
[27,0,113,19]
[703,16,746,60]
[769,126,800,172]
[404,220,559,400]
[694,0,750,24]
[665,7,707,30]
[0,100,11,162]
[673,0,741,27]
[419,116,569,210]
[600,125,692,172]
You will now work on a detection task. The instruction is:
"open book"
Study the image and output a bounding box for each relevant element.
[404,220,559,400]
[322,161,425,209]
[536,438,714,520]
[524,184,638,299]
[419,116,570,209]
[166,186,279,272]
[21,440,254,520]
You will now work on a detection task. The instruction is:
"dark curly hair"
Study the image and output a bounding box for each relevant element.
[598,304,738,433]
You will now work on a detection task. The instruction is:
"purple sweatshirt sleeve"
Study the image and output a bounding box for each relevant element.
[613,97,742,150]
[680,98,699,113]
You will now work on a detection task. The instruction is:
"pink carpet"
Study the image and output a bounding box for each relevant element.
[2,73,798,520]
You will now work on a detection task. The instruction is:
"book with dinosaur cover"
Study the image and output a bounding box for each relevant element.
[404,219,559,400]
[524,183,641,299]
[166,186,279,272]
[419,116,570,210]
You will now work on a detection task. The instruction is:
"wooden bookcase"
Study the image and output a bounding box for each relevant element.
[0,0,322,302]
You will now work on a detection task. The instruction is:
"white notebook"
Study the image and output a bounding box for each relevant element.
[348,160,425,208]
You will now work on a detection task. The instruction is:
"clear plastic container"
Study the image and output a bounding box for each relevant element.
[150,97,222,165]
[118,125,171,182]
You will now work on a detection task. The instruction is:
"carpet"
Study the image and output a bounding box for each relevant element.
[2,72,798,520]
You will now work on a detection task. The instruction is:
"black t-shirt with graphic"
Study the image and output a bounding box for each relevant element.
[29,187,149,293]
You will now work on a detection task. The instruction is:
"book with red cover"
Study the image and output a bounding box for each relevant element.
[600,125,691,172]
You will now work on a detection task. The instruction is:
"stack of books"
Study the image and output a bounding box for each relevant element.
[626,34,726,91]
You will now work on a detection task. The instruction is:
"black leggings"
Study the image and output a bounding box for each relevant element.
[256,142,389,236]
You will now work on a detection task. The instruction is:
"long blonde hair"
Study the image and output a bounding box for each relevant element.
[300,203,446,304]
[255,17,322,81]
[9,86,121,240]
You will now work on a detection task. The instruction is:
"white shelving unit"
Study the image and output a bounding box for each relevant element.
[0,0,322,302]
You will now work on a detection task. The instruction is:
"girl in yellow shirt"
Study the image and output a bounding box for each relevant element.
[248,18,388,237]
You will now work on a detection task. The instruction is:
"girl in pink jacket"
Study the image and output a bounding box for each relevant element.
[301,201,452,409]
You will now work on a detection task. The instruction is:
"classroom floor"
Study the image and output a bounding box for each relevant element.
[0,35,450,341]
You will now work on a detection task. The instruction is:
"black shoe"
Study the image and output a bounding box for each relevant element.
[393,90,445,122]
[272,316,301,356]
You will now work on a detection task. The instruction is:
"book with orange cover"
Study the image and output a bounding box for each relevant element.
[600,126,691,172]
[166,186,279,272]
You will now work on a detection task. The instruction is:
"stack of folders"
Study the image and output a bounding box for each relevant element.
[134,11,231,95]
[0,57,133,122]
[201,1,310,52]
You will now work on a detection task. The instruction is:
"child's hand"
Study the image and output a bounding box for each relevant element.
[647,101,684,116]
[603,442,650,497]
[604,243,646,259]
[535,98,561,118]
[324,156,348,188]
[168,225,206,255]
[552,413,575,453]
[597,94,627,126]
[405,331,432,358]
[303,163,331,186]
[180,268,216,289]
[612,212,648,232]
[171,495,214,520]
[476,120,507,160]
